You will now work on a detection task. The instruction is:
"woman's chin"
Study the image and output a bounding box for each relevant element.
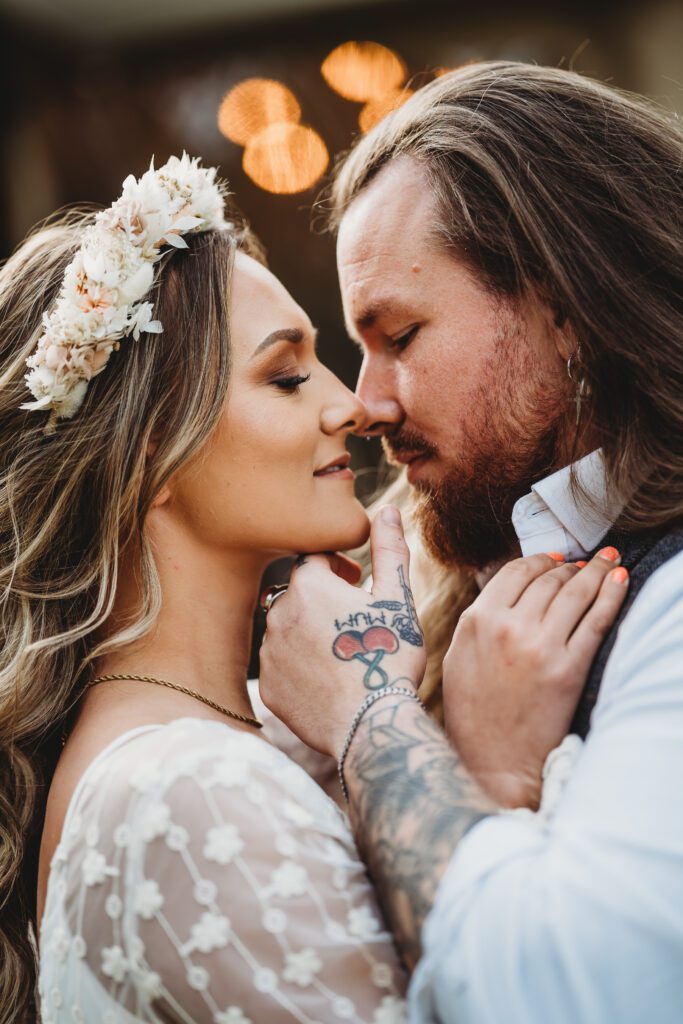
[304,508,370,554]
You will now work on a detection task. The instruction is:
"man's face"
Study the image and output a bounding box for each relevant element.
[337,157,571,570]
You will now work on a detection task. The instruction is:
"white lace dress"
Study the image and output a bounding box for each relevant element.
[38,718,407,1024]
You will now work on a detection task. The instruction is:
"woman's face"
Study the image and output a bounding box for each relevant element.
[171,252,370,558]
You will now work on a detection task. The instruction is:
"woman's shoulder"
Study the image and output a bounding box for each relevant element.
[78,717,348,841]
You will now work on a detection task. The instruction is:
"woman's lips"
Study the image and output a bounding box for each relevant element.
[313,465,355,480]
[313,453,354,479]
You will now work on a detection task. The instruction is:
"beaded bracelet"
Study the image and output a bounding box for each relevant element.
[337,687,425,803]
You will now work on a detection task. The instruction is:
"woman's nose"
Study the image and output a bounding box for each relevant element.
[320,373,368,436]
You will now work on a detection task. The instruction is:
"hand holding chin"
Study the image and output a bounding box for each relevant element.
[259,506,427,759]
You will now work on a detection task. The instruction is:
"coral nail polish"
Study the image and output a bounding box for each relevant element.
[547,552,565,562]
[598,546,620,561]
[611,567,629,584]
[575,560,588,568]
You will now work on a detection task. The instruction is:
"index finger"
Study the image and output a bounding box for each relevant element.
[478,552,566,609]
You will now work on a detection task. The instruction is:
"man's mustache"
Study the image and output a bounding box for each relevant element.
[382,429,438,464]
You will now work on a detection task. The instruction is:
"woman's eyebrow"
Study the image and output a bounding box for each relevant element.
[251,326,318,359]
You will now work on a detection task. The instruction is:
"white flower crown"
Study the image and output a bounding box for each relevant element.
[21,153,230,432]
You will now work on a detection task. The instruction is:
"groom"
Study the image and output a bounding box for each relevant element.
[260,63,683,1022]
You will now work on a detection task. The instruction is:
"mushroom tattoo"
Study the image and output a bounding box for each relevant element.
[332,626,400,689]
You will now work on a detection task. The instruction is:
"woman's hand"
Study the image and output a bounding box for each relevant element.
[259,506,426,759]
[443,549,629,809]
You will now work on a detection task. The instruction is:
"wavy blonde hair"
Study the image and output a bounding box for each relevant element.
[0,204,259,1022]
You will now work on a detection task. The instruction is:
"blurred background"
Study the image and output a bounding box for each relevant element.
[1,0,681,437]
[1,0,680,663]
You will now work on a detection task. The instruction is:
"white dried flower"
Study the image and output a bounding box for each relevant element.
[21,153,229,430]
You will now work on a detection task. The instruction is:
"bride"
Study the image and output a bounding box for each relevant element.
[0,155,616,1024]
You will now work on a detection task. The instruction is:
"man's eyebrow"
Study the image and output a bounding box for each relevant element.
[355,298,412,330]
[251,326,316,359]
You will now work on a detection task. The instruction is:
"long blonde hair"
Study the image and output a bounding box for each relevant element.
[0,204,258,1022]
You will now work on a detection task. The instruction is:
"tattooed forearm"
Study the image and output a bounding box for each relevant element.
[345,696,495,970]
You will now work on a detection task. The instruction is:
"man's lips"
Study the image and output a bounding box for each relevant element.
[387,449,431,466]
[384,445,436,483]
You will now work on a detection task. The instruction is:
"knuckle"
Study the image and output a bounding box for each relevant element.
[554,564,580,583]
[542,660,569,690]
[537,571,563,591]
[586,607,614,636]
[567,572,597,602]
[525,641,547,671]
[458,604,480,635]
[492,616,520,647]
[555,662,585,694]
[378,534,408,556]
[506,557,532,577]
[507,635,546,675]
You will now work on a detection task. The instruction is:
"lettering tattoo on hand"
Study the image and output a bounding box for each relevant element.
[332,566,424,690]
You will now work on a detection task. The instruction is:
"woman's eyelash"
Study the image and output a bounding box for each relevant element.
[272,373,312,393]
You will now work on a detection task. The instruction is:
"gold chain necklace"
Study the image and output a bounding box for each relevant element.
[87,674,263,729]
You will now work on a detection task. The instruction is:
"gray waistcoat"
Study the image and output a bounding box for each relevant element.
[570,524,683,739]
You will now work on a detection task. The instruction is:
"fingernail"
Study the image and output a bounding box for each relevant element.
[547,552,565,562]
[575,560,588,568]
[610,566,629,585]
[598,546,620,561]
[381,505,401,526]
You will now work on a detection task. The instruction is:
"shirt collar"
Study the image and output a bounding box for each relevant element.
[510,449,624,562]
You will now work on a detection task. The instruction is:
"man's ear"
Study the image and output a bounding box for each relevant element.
[550,305,579,363]
[147,437,172,508]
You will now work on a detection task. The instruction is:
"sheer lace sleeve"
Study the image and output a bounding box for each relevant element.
[50,718,406,1024]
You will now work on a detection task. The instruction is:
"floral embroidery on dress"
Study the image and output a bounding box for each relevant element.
[216,1008,252,1024]
[283,948,322,987]
[134,879,164,919]
[38,718,408,1023]
[203,823,244,864]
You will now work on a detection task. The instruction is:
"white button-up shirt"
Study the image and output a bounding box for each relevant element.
[409,453,683,1024]
[511,449,623,560]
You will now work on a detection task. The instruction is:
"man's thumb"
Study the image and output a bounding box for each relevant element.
[370,505,410,596]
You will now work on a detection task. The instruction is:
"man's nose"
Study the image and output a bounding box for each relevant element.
[354,359,403,436]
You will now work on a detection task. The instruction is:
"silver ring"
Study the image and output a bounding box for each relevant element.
[260,584,288,614]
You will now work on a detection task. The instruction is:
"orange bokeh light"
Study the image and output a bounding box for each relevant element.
[242,123,329,195]
[218,78,301,146]
[321,41,406,103]
[358,88,414,133]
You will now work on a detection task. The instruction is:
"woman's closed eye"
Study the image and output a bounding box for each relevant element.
[272,372,312,394]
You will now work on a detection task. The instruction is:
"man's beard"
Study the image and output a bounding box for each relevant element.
[385,317,568,572]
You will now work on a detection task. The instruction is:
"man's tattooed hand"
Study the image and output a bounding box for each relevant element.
[260,507,489,969]
[332,566,424,690]
[259,506,427,757]
[369,565,424,646]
